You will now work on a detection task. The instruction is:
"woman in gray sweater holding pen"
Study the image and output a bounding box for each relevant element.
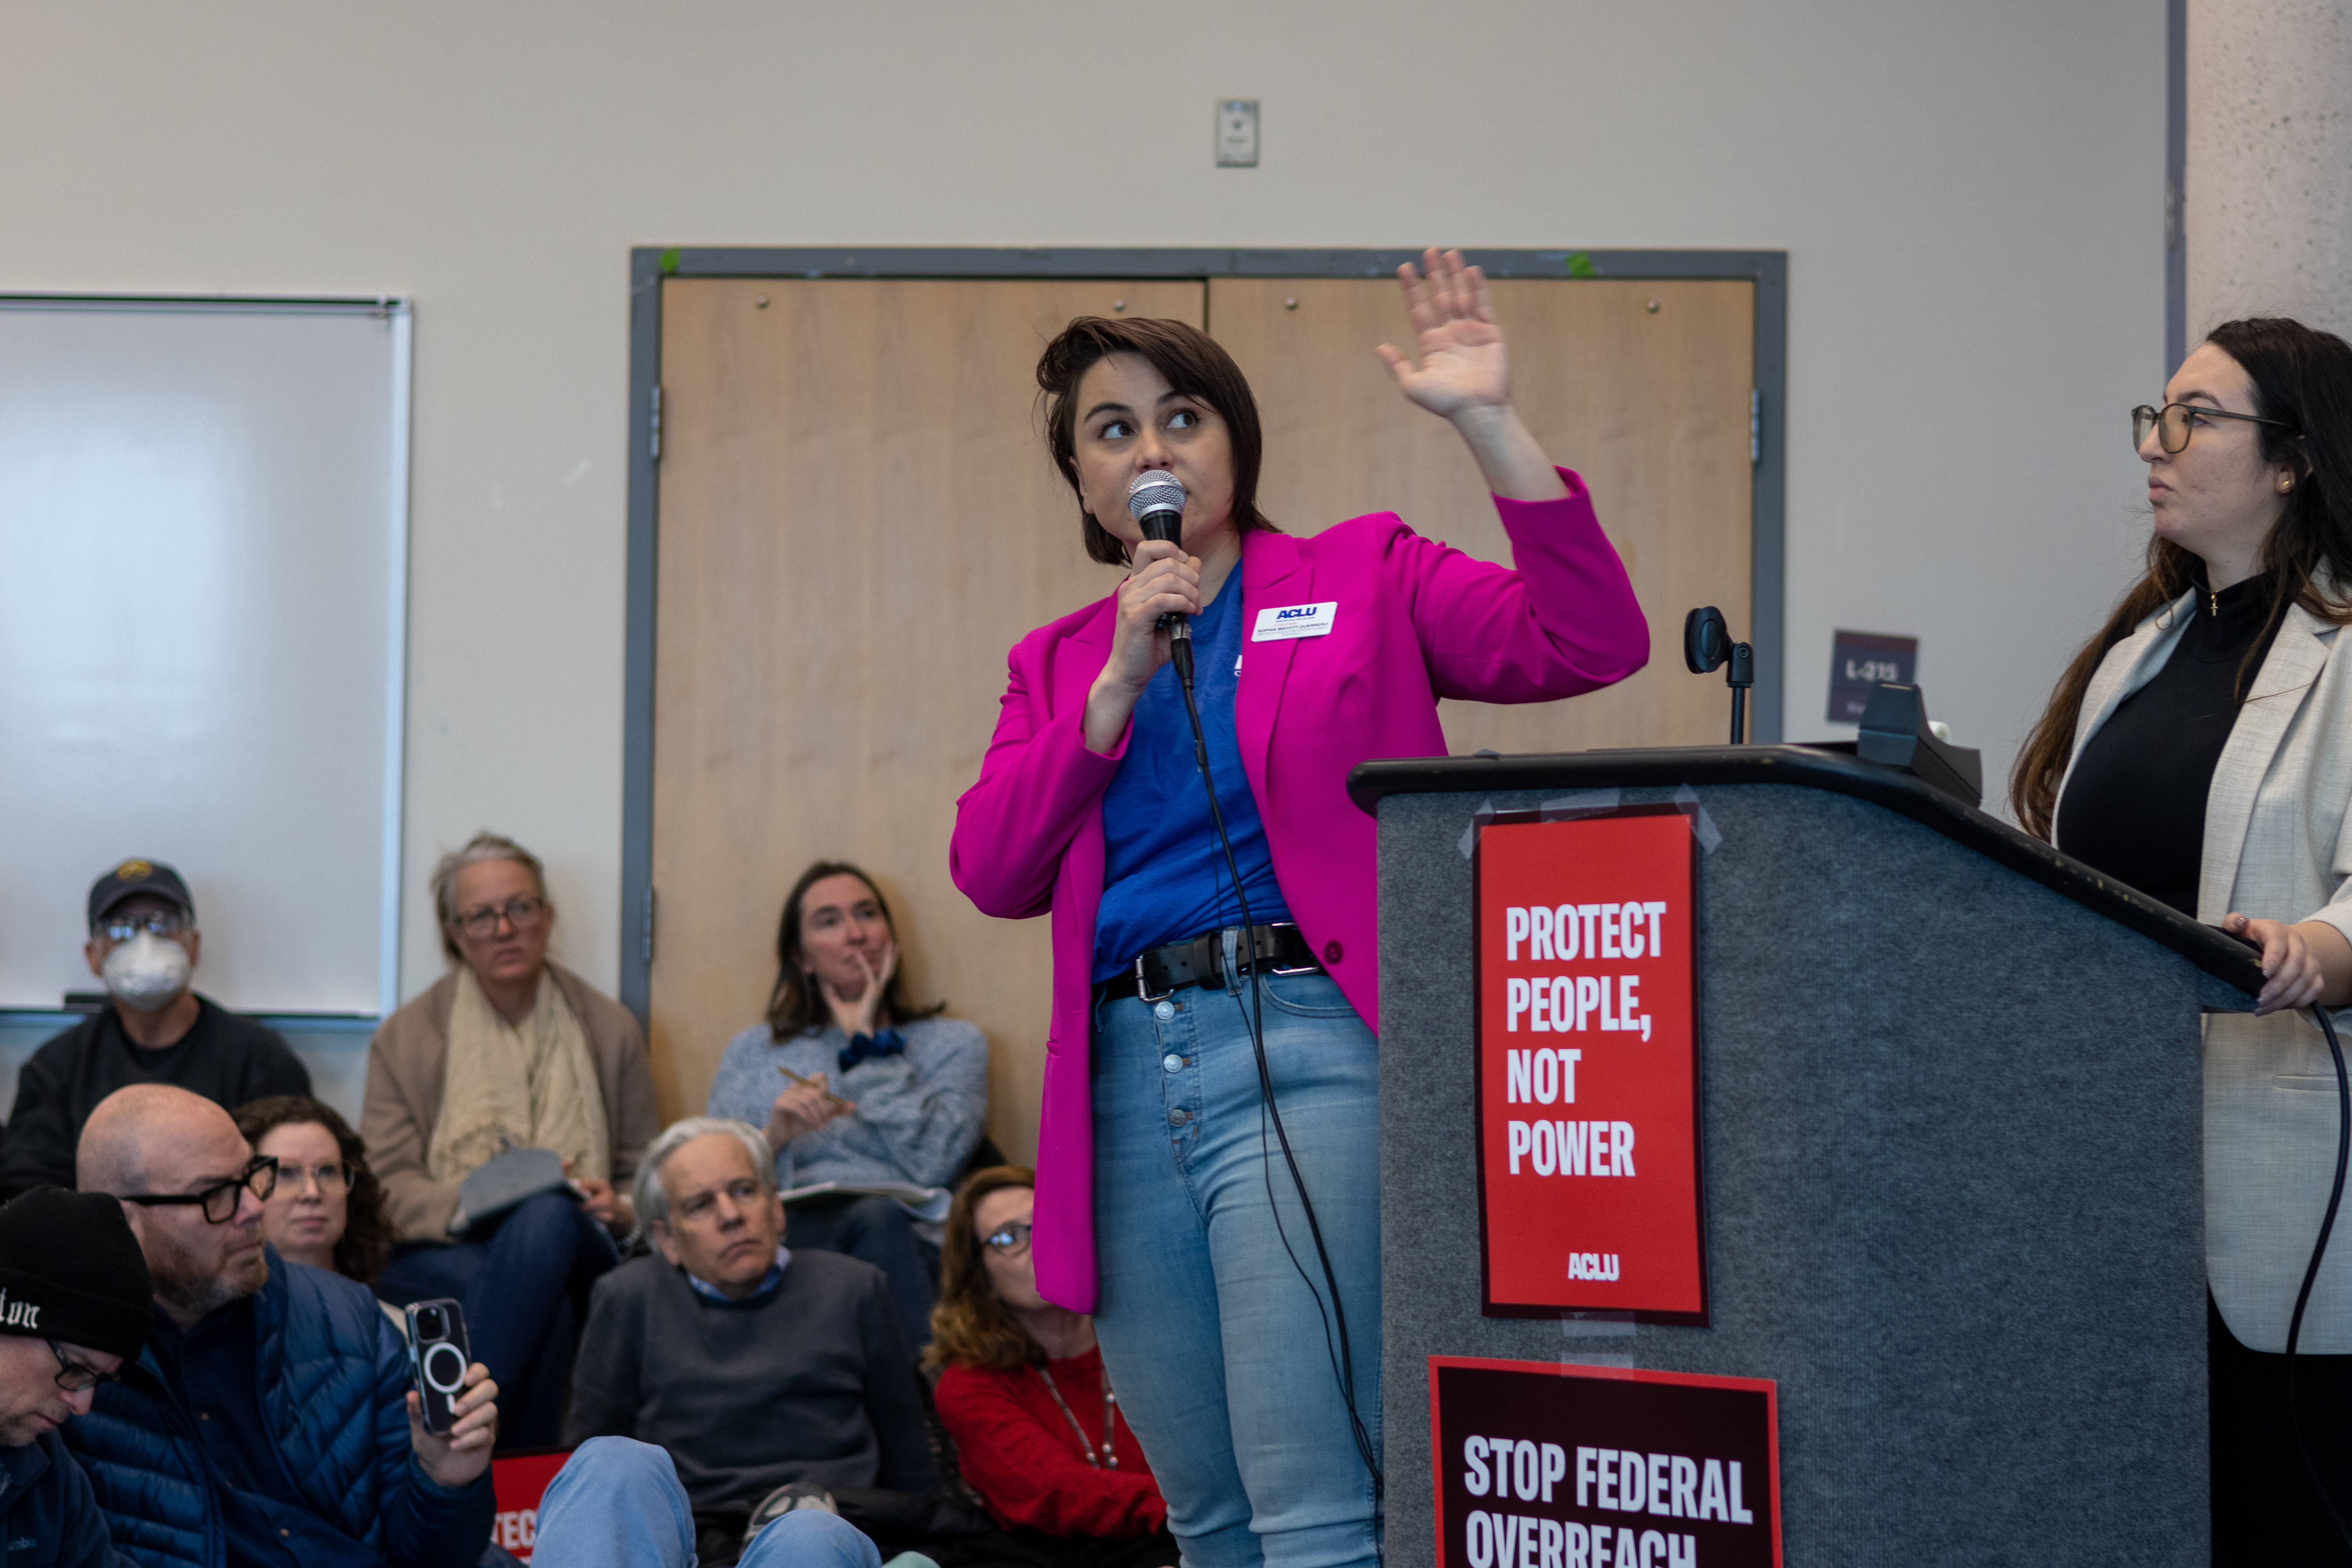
[707,860,988,1352]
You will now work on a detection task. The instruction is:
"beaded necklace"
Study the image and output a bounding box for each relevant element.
[1036,1362,1119,1470]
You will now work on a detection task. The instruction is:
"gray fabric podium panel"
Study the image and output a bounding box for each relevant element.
[1378,782,2210,1567]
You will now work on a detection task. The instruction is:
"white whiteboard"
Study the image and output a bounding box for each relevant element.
[0,298,409,1015]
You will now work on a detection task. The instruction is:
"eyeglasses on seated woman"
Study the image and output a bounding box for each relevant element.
[233,1095,393,1286]
[361,829,662,1449]
[925,1165,1176,1568]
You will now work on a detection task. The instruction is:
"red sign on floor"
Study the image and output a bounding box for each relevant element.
[1429,1357,1782,1568]
[1476,811,1705,1319]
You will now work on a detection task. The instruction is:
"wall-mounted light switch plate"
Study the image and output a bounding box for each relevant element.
[1217,100,1259,167]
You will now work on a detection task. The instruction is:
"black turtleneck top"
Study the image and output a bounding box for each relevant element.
[2056,567,2284,915]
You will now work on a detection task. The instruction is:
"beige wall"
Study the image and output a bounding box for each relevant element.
[0,3,2165,1034]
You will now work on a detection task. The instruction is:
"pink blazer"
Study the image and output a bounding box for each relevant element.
[950,470,1648,1309]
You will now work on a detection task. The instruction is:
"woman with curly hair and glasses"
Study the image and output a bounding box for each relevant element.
[233,1095,392,1285]
[926,1165,1173,1568]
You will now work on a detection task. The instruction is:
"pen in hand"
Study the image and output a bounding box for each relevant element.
[777,1063,854,1110]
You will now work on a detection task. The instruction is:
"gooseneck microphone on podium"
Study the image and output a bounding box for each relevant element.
[1127,470,1193,686]
[1682,605,1754,744]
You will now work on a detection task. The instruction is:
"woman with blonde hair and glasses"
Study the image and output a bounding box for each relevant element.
[363,830,660,1447]
[927,1165,1175,1568]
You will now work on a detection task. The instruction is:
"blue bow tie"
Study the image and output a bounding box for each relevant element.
[838,1028,907,1074]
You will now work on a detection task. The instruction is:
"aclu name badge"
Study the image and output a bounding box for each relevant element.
[1252,601,1339,642]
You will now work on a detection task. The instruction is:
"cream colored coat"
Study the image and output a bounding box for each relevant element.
[362,963,661,1243]
[2059,585,2352,1352]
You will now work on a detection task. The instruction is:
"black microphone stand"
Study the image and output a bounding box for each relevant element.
[1683,605,1754,744]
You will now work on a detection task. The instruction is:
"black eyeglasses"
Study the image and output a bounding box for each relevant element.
[97,910,189,943]
[50,1340,121,1394]
[2133,401,2297,455]
[983,1220,1033,1255]
[450,896,547,940]
[123,1156,277,1224]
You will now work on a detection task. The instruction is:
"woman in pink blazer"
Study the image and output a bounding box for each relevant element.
[951,251,1648,1568]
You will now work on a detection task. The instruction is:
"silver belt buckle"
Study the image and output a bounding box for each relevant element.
[1266,920,1319,976]
[1133,955,1175,1005]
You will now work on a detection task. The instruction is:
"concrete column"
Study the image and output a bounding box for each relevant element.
[2186,0,2352,343]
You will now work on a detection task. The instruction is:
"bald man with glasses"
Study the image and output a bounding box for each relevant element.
[65,1085,499,1568]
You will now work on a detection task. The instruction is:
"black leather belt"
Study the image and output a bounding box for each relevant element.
[1093,923,1323,1006]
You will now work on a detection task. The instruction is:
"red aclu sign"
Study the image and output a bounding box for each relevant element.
[1430,1357,1782,1568]
[1476,812,1705,1319]
[488,1448,572,1560]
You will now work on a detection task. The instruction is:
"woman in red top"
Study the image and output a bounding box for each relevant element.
[928,1166,1176,1568]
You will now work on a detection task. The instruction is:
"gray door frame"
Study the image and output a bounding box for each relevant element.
[620,245,1789,1024]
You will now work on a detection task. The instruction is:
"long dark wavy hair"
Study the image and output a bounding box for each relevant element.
[1037,314,1280,566]
[764,861,944,1039]
[923,1164,1046,1373]
[2011,317,2352,839]
[232,1096,392,1284]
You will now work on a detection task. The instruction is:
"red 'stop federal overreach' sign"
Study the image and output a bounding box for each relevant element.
[1476,812,1705,1319]
[1429,1357,1782,1568]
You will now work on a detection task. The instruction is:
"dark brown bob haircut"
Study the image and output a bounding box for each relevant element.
[765,860,945,1039]
[924,1163,1044,1373]
[1037,315,1280,565]
[2011,317,2352,838]
[232,1095,393,1285]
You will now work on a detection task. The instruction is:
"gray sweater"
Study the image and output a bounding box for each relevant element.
[705,1016,988,1191]
[562,1249,937,1513]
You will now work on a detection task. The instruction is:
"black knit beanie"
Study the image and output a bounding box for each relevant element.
[0,1188,152,1361]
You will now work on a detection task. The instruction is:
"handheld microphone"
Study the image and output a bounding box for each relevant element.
[1126,470,1194,686]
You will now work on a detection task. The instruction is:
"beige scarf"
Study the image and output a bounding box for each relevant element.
[426,966,610,1185]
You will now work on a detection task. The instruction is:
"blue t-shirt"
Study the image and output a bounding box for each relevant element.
[1094,570,1293,981]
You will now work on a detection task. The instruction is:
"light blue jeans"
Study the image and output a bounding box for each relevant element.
[531,1436,881,1568]
[1090,959,1383,1568]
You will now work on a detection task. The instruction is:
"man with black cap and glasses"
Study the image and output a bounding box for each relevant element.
[0,1185,153,1565]
[67,1084,498,1568]
[0,860,309,1202]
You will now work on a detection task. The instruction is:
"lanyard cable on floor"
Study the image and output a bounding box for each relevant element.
[2286,998,2351,1548]
[1170,632,1386,1508]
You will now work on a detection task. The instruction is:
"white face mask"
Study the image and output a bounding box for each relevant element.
[102,932,192,1013]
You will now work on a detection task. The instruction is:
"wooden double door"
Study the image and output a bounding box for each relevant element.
[649,274,1754,1160]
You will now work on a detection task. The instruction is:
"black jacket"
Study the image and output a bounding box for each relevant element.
[0,1000,308,1201]
[0,1429,126,1567]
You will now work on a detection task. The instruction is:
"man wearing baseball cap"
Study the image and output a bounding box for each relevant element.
[0,1186,153,1566]
[0,860,309,1202]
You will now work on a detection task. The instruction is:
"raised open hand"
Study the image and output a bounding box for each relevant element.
[1375,248,1510,420]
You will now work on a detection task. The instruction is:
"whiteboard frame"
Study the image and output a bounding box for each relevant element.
[0,293,412,1019]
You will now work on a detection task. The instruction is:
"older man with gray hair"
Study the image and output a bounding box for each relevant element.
[564,1116,935,1555]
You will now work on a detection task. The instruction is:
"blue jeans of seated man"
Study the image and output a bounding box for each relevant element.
[377,1190,620,1448]
[532,1436,881,1568]
[1090,961,1382,1568]
[784,1194,939,1354]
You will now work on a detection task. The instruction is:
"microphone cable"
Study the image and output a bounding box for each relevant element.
[2283,996,2351,1548]
[1165,631,1386,1508]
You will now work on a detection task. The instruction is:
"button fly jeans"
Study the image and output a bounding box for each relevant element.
[1090,959,1382,1568]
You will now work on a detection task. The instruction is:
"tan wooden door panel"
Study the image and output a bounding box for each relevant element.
[651,278,1206,1161]
[1208,279,1754,754]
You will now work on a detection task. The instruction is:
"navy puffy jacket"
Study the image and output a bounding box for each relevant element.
[61,1249,492,1568]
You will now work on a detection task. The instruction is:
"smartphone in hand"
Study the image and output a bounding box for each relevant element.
[404,1297,471,1436]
